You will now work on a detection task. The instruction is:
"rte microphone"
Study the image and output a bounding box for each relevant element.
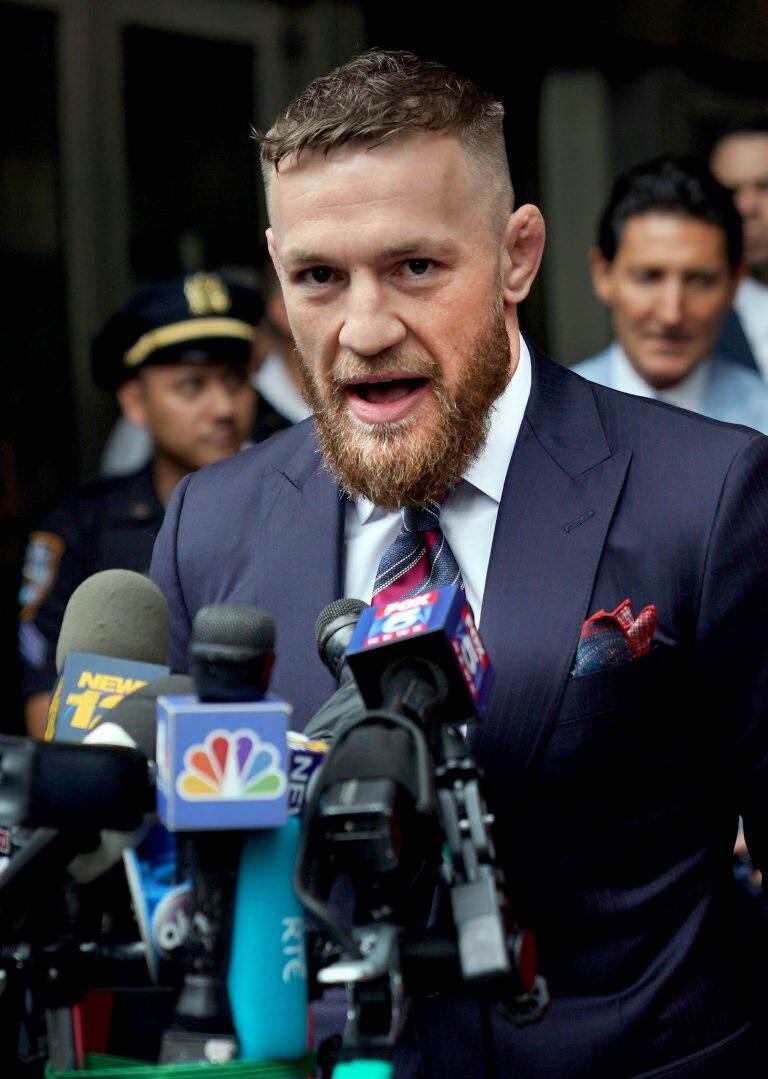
[46,570,170,743]
[157,604,309,1068]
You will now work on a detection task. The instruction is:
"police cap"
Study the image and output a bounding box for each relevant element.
[91,272,264,391]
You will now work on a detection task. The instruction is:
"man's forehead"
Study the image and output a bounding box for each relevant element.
[712,134,768,177]
[268,132,478,235]
[618,213,729,261]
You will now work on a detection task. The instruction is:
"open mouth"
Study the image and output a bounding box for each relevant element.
[348,377,428,403]
[344,376,431,423]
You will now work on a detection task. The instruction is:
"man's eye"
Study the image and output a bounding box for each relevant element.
[306,266,334,284]
[405,259,432,276]
[177,379,202,395]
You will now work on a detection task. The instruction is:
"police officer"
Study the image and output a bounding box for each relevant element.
[18,272,259,736]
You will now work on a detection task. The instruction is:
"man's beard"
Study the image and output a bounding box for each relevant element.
[297,301,512,510]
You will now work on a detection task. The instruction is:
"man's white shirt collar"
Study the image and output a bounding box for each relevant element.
[608,341,712,413]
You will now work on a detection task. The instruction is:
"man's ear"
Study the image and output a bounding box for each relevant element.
[588,246,615,305]
[266,229,281,280]
[500,204,546,306]
[115,378,149,429]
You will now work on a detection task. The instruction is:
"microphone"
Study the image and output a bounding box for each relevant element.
[344,586,494,726]
[303,598,368,742]
[0,736,149,831]
[68,677,195,984]
[158,604,308,1067]
[46,570,170,743]
[315,598,369,685]
[69,675,193,887]
[330,588,545,1011]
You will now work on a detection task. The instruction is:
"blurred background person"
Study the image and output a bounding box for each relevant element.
[18,272,258,737]
[250,254,310,441]
[710,119,768,378]
[574,156,768,433]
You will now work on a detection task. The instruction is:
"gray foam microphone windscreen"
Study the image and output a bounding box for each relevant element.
[55,569,170,673]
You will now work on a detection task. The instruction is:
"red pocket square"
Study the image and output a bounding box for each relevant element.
[572,599,657,676]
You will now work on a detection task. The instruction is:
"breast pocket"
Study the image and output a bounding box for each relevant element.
[537,644,688,830]
[557,643,676,723]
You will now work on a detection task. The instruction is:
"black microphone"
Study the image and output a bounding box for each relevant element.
[315,598,369,684]
[68,675,194,885]
[188,603,275,703]
[298,600,440,930]
[303,598,368,742]
[0,736,150,832]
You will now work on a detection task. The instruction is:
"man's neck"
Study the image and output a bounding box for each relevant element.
[750,267,768,287]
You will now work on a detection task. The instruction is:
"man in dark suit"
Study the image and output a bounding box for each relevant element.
[151,51,768,1077]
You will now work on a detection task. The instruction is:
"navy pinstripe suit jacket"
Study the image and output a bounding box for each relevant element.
[151,348,768,1077]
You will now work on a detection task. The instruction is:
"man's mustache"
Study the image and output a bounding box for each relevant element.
[329,350,440,388]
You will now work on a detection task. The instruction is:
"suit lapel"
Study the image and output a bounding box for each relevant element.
[476,350,630,792]
[253,433,345,725]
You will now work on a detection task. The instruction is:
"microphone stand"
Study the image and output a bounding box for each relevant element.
[299,692,549,1079]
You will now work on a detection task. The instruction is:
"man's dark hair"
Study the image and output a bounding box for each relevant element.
[597,156,743,269]
[255,50,512,231]
[710,114,768,149]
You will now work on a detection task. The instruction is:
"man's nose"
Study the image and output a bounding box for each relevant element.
[337,276,407,357]
[206,381,237,419]
[656,280,685,325]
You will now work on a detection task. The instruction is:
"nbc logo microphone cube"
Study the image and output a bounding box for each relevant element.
[155,694,292,831]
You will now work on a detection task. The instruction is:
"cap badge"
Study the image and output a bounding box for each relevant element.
[183,273,231,316]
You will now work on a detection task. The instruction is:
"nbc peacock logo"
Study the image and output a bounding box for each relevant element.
[177,729,286,801]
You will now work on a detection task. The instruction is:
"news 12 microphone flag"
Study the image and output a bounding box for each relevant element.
[46,652,169,742]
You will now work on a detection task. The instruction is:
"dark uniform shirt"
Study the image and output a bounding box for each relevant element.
[251,392,292,445]
[18,465,164,700]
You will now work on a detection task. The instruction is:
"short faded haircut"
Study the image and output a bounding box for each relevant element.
[255,50,513,231]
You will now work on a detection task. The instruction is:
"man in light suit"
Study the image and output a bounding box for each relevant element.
[711,118,768,376]
[575,157,768,434]
[151,52,768,1076]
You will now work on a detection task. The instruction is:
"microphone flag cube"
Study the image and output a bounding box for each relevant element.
[345,585,495,723]
[286,731,328,817]
[47,651,169,743]
[156,694,292,831]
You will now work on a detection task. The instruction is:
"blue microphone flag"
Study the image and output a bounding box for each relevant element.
[346,585,494,720]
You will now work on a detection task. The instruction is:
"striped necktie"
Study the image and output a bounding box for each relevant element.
[372,499,464,605]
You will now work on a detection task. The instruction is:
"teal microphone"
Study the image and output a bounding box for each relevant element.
[227,816,308,1060]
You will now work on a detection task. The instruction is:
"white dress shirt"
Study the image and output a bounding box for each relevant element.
[606,342,712,412]
[252,350,311,423]
[343,335,532,626]
[734,276,768,378]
